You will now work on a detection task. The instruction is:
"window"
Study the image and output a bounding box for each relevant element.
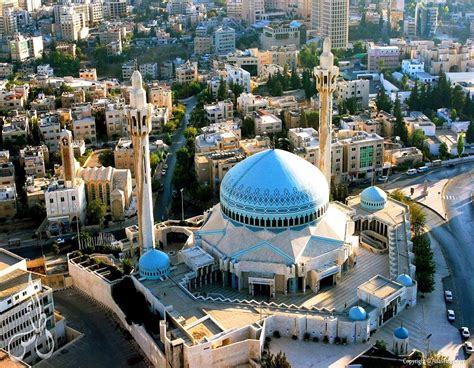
[72,196,75,201]
[60,197,65,202]
[49,198,53,204]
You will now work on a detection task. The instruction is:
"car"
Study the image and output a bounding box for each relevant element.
[406,169,417,175]
[460,327,471,339]
[447,163,456,169]
[464,341,473,355]
[447,309,455,322]
[163,164,168,169]
[56,238,65,244]
[445,290,453,302]
[377,175,388,183]
[417,166,429,173]
[161,169,166,176]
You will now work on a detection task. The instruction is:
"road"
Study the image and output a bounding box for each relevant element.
[153,96,197,221]
[430,169,474,329]
[385,161,474,329]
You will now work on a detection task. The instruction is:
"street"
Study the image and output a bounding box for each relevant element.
[153,96,197,221]
[385,162,474,329]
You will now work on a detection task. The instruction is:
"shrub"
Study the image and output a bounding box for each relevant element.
[342,337,347,345]
[304,332,310,341]
[273,331,281,338]
[335,336,341,345]
[292,334,298,340]
[265,337,271,343]
[313,336,319,343]
[323,335,329,344]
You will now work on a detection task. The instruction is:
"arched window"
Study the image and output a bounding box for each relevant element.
[266,219,271,227]
[289,218,294,226]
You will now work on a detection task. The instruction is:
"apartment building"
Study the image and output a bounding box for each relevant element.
[237,93,268,114]
[420,41,474,75]
[367,44,401,72]
[318,0,349,49]
[148,84,173,118]
[260,23,301,51]
[226,64,251,93]
[175,61,198,83]
[79,68,97,81]
[253,110,282,134]
[204,100,234,123]
[214,26,236,55]
[0,185,16,219]
[194,36,212,55]
[105,102,127,138]
[19,145,48,178]
[139,63,158,80]
[336,79,370,109]
[9,35,43,62]
[195,122,241,154]
[39,115,61,152]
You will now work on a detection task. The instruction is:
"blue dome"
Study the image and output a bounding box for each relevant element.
[360,186,387,210]
[394,326,409,339]
[139,248,170,280]
[348,306,367,321]
[396,274,413,287]
[220,149,329,228]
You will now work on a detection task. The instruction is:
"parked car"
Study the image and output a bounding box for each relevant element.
[377,175,388,183]
[417,166,429,173]
[406,169,417,175]
[447,309,455,322]
[161,169,166,176]
[464,341,473,355]
[56,237,65,244]
[445,290,453,302]
[460,327,470,339]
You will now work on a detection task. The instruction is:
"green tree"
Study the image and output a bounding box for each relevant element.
[290,67,301,90]
[410,203,427,236]
[299,109,308,128]
[450,108,457,122]
[184,127,198,139]
[457,133,464,157]
[217,77,228,100]
[413,236,436,293]
[306,111,319,130]
[410,128,426,151]
[439,142,449,160]
[98,150,114,167]
[466,121,474,143]
[261,351,292,368]
[425,351,452,368]
[407,81,420,111]
[375,86,392,113]
[393,95,408,144]
[52,242,60,255]
[86,200,107,228]
[241,117,255,138]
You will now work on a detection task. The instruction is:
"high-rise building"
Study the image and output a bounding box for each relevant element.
[241,0,264,24]
[315,38,339,185]
[318,0,349,49]
[126,71,170,279]
[214,25,236,55]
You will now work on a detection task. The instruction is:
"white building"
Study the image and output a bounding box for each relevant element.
[72,117,96,143]
[253,110,282,134]
[39,116,61,152]
[236,93,268,114]
[401,59,424,78]
[317,0,349,49]
[139,63,158,80]
[214,25,236,55]
[148,84,173,118]
[336,79,370,109]
[105,102,127,138]
[37,64,54,77]
[226,64,251,93]
[204,100,234,123]
[9,35,43,62]
[122,60,137,80]
[0,249,65,366]
[19,145,48,178]
[405,112,436,137]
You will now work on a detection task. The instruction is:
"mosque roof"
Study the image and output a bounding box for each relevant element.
[139,248,170,280]
[396,274,413,287]
[220,149,329,228]
[360,186,387,210]
[348,306,367,321]
[394,326,409,339]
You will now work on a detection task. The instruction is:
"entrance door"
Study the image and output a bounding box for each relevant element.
[319,274,334,289]
[254,283,270,297]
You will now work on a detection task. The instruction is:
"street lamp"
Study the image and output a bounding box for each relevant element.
[180,188,184,222]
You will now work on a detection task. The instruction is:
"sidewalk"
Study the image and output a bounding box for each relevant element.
[389,179,449,220]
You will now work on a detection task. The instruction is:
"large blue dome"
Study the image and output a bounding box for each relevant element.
[394,326,409,339]
[139,248,170,280]
[220,149,329,228]
[396,274,413,287]
[360,186,387,210]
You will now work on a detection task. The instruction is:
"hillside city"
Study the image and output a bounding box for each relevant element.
[0,0,473,367]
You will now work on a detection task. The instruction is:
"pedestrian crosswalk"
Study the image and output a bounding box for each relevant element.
[443,194,457,200]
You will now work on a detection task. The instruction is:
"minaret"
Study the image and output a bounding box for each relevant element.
[315,38,339,186]
[126,71,155,254]
[60,129,76,188]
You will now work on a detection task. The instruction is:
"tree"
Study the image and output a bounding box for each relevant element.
[273,81,283,96]
[413,234,436,293]
[261,351,291,368]
[410,203,426,236]
[410,128,426,151]
[425,351,452,368]
[52,242,60,255]
[98,150,114,167]
[375,86,392,113]
[87,200,107,228]
[393,95,408,144]
[290,67,301,90]
[241,117,255,138]
[306,111,319,130]
[122,258,133,274]
[299,109,308,128]
[217,77,228,100]
[457,133,464,157]
[407,81,420,111]
[466,121,474,143]
[439,142,449,160]
[450,108,457,122]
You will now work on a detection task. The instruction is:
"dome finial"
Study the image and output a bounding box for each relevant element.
[320,38,334,69]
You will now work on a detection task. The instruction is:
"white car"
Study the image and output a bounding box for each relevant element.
[377,176,388,183]
[445,290,453,302]
[460,327,470,339]
[447,309,455,322]
[56,238,65,244]
[464,341,473,355]
[161,169,166,176]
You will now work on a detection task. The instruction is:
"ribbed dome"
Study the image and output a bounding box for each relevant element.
[396,274,413,287]
[139,249,170,280]
[220,149,329,228]
[348,306,367,321]
[393,326,409,339]
[360,186,387,210]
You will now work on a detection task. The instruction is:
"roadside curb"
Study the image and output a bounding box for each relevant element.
[415,200,446,222]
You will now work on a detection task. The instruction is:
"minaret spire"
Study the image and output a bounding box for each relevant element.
[126,71,155,254]
[315,37,339,187]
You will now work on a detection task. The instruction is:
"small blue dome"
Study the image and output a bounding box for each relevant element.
[348,306,367,321]
[396,274,413,287]
[394,326,409,339]
[220,149,330,228]
[139,249,170,280]
[360,186,387,210]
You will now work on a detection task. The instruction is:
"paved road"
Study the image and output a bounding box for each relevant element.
[385,162,474,329]
[430,169,474,330]
[38,288,148,368]
[153,96,197,222]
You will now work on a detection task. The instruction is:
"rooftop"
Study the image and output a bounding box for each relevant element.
[0,248,24,272]
[358,275,403,300]
[0,269,40,300]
